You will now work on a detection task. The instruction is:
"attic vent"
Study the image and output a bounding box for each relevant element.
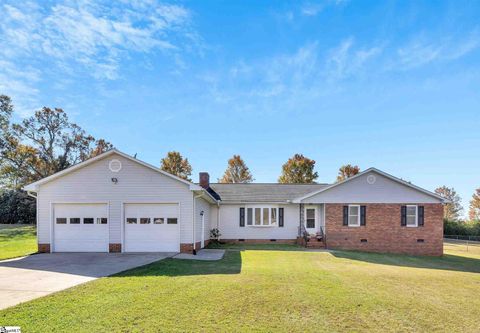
[366,174,376,185]
[109,159,122,173]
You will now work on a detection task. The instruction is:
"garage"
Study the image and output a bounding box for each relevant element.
[124,203,180,252]
[53,203,109,252]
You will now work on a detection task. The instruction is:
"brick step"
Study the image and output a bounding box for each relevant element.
[306,243,325,248]
[307,239,324,243]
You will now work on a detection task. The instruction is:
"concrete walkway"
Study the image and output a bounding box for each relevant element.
[173,249,225,261]
[0,252,173,310]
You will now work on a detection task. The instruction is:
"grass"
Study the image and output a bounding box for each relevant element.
[0,224,37,261]
[444,239,480,256]
[1,243,480,332]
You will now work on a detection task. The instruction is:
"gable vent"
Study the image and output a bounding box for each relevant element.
[109,159,122,172]
[366,174,376,184]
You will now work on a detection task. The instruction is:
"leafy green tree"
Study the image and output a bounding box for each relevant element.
[160,151,192,181]
[434,186,463,221]
[0,190,36,224]
[278,154,318,183]
[0,97,113,189]
[219,155,254,183]
[469,188,480,221]
[336,164,360,182]
[0,95,13,135]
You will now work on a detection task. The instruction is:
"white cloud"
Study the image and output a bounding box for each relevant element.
[0,60,42,117]
[301,3,324,16]
[0,0,196,114]
[326,38,382,79]
[396,32,479,69]
[300,0,348,17]
[196,38,386,118]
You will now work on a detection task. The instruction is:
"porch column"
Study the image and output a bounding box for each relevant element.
[299,203,305,237]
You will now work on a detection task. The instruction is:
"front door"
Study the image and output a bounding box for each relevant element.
[305,206,317,235]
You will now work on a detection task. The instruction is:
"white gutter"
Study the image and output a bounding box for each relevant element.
[27,191,37,199]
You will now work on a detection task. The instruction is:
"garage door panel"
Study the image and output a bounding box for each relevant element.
[124,204,179,252]
[53,203,109,253]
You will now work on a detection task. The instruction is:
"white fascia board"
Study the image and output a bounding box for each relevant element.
[23,149,201,192]
[292,167,448,203]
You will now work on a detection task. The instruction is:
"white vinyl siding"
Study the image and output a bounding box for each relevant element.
[218,204,298,240]
[36,153,194,245]
[301,171,441,204]
[195,197,211,247]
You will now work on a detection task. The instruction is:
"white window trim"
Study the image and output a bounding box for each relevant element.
[245,206,279,227]
[406,205,418,227]
[348,205,360,227]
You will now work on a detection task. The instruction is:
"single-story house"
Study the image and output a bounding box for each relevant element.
[24,149,448,256]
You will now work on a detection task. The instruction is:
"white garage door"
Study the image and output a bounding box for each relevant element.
[53,203,109,252]
[124,203,180,252]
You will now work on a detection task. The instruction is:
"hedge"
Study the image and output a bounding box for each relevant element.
[444,219,480,236]
[0,190,36,224]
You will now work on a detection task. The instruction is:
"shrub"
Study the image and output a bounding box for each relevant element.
[210,228,221,243]
[444,219,480,236]
[0,190,36,224]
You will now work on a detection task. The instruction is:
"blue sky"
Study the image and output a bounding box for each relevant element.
[1,0,479,215]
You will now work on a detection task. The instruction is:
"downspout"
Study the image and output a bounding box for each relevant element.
[216,201,220,229]
[27,191,40,251]
[193,193,203,255]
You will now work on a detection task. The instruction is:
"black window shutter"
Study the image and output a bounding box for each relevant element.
[401,206,407,226]
[360,206,366,226]
[343,206,348,226]
[239,207,245,227]
[418,206,424,227]
[279,208,284,227]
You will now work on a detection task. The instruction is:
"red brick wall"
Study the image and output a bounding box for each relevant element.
[109,243,122,253]
[38,243,50,253]
[180,241,207,253]
[325,203,443,256]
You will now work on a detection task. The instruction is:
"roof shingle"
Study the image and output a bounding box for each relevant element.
[209,183,330,203]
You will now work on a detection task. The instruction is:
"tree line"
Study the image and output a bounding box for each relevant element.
[1,95,479,224]
[0,95,113,223]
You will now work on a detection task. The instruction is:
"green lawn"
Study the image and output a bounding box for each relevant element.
[0,224,37,261]
[1,245,480,332]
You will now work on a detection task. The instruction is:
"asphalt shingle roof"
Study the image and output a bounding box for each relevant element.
[209,183,330,203]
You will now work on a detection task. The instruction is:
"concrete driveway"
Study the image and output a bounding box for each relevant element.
[0,252,174,310]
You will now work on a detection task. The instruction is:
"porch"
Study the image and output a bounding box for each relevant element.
[298,203,326,249]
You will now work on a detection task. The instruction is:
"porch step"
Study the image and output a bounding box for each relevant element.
[306,238,325,248]
[306,242,325,248]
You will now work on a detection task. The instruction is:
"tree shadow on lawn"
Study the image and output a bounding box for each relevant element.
[331,250,480,274]
[114,251,242,277]
[206,243,305,251]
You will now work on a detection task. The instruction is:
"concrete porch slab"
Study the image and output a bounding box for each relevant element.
[173,249,225,261]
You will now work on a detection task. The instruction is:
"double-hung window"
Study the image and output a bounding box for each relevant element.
[406,205,418,227]
[348,205,360,227]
